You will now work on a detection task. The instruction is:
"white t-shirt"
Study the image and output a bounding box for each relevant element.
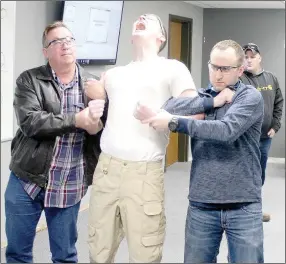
[100,57,196,161]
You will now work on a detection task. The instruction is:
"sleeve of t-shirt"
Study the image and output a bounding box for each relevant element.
[169,60,196,97]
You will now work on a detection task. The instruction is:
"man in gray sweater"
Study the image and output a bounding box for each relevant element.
[138,40,264,263]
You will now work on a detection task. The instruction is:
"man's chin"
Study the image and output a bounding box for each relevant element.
[60,58,76,65]
[132,31,146,37]
[213,84,225,92]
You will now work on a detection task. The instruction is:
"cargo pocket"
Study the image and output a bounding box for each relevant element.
[141,202,166,246]
[88,225,103,261]
[141,232,165,247]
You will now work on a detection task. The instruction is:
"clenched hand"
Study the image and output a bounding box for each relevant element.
[214,88,235,108]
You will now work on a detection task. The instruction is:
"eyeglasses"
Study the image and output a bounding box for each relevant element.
[45,36,75,48]
[208,61,240,74]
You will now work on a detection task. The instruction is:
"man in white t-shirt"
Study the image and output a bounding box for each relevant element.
[85,14,198,263]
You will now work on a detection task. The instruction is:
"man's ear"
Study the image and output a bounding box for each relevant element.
[238,65,245,77]
[159,34,166,43]
[42,48,48,59]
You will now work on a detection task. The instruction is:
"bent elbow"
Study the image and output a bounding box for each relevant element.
[222,133,239,144]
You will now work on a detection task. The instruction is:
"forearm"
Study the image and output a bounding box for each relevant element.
[174,114,205,120]
[174,93,263,143]
[163,96,213,115]
[272,95,284,132]
[175,118,235,143]
[272,116,282,132]
[271,103,283,132]
[14,80,77,139]
[86,119,103,135]
[15,106,76,139]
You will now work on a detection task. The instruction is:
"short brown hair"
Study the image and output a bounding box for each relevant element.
[42,21,71,48]
[211,40,244,66]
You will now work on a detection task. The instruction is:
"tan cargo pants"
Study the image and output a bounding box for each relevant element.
[88,152,166,263]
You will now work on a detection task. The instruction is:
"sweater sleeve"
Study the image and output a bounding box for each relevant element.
[163,94,214,115]
[175,89,264,143]
[271,76,284,132]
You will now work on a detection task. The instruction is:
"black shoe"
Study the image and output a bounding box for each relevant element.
[263,213,271,222]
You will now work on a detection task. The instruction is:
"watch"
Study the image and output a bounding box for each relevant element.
[168,117,179,132]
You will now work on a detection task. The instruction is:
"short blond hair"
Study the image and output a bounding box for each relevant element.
[211,40,245,66]
[42,21,71,47]
[141,14,167,53]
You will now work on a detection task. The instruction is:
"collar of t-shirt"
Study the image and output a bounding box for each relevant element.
[51,65,78,90]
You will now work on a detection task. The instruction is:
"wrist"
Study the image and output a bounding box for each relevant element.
[90,116,100,125]
[203,97,214,110]
[87,120,103,135]
[75,113,82,128]
[75,112,88,129]
[168,116,179,132]
[213,97,221,108]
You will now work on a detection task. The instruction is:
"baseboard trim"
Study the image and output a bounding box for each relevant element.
[1,204,90,249]
[188,156,285,164]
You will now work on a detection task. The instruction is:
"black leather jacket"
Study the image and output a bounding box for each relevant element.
[9,63,108,188]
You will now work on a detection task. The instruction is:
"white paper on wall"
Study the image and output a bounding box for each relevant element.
[86,7,110,43]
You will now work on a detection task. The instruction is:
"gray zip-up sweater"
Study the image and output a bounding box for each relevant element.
[164,82,264,203]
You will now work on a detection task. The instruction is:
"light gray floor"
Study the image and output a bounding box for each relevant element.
[1,162,285,263]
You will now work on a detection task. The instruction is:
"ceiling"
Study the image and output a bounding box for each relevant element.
[184,1,285,9]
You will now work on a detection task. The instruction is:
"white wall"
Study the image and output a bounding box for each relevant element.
[1,0,203,246]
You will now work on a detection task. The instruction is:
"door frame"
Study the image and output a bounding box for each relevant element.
[168,14,193,73]
[165,14,193,169]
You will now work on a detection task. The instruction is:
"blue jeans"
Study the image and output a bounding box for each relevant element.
[259,138,272,186]
[184,202,264,263]
[5,172,81,263]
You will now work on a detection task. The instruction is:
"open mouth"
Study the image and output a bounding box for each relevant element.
[135,22,146,31]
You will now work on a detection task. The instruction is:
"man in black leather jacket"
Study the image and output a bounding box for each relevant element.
[5,21,107,263]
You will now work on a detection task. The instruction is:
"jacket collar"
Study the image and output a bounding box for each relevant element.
[244,69,264,77]
[36,62,97,106]
[36,62,91,82]
[206,80,241,93]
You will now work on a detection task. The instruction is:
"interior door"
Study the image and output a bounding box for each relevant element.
[166,21,182,167]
